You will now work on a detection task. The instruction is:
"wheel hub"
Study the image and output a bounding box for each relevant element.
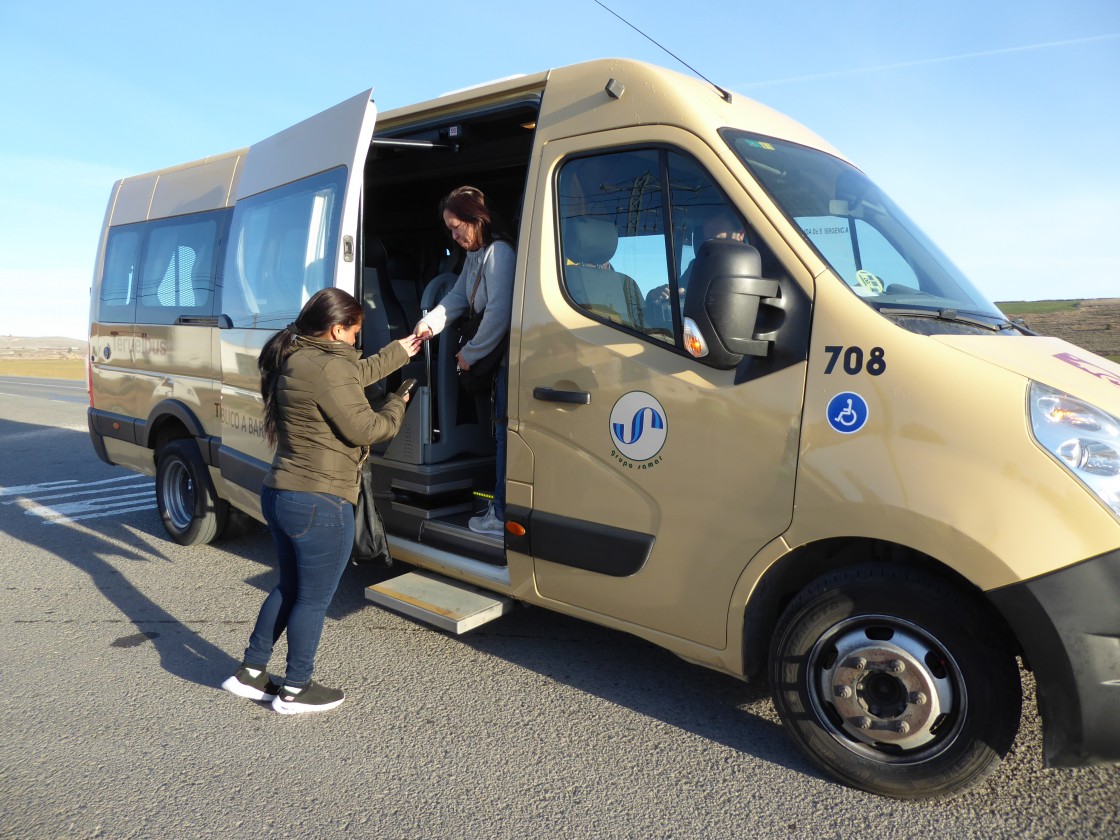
[817,623,958,751]
[163,460,196,531]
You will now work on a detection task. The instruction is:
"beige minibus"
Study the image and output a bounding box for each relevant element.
[88,58,1120,798]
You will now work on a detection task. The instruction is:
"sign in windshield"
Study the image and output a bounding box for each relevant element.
[723,129,1005,321]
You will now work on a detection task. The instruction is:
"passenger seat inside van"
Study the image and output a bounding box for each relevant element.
[410,271,494,464]
[562,216,646,330]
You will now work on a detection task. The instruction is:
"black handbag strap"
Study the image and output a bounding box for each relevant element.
[467,246,488,313]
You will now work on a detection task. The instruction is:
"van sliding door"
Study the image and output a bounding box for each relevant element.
[215,89,378,516]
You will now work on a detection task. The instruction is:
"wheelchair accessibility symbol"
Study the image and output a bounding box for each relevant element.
[826,391,869,434]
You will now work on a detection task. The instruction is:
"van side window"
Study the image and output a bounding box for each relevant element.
[98,226,143,323]
[221,167,346,329]
[136,214,222,324]
[558,150,665,339]
[96,211,227,325]
[556,149,749,350]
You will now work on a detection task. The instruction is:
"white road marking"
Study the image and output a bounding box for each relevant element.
[45,503,157,524]
[21,492,154,516]
[6,486,151,503]
[0,475,156,524]
[8,380,85,390]
[0,475,148,497]
[0,480,78,496]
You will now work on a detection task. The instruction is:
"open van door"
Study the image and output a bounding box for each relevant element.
[214,89,377,517]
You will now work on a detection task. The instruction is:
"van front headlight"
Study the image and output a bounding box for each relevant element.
[1029,381,1120,518]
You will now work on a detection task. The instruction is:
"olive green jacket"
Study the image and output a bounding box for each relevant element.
[263,337,409,506]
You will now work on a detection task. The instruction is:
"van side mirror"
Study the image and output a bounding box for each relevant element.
[683,240,779,369]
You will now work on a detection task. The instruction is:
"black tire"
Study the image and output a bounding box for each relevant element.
[155,439,228,546]
[219,506,262,540]
[768,564,1022,799]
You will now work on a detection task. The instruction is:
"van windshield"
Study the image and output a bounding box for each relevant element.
[722,129,1012,332]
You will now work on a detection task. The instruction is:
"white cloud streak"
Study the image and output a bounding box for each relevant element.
[740,32,1120,89]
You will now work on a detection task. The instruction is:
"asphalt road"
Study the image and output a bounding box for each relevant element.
[1,377,1117,839]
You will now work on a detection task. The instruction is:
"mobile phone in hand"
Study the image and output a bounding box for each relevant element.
[395,378,417,399]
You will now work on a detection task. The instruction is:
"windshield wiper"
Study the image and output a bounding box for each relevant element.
[874,304,1015,333]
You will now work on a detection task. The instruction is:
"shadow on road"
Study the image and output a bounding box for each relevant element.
[331,558,818,779]
[6,413,814,779]
[1,417,276,693]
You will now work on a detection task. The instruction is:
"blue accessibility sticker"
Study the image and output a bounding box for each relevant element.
[826,392,869,434]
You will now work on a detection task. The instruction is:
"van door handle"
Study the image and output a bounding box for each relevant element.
[533,387,591,405]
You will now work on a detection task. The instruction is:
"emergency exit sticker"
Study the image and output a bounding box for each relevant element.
[827,392,869,434]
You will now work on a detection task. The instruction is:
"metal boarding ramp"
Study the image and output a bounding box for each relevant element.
[365,569,513,634]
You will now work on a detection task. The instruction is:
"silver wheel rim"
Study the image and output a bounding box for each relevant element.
[161,458,195,532]
[807,614,965,759]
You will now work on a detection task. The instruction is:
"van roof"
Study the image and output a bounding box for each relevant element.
[108,148,246,225]
[377,57,842,160]
[108,57,846,225]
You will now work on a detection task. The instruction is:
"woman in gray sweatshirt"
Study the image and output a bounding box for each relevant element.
[415,186,515,537]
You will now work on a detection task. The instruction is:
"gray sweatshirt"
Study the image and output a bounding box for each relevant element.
[418,241,515,364]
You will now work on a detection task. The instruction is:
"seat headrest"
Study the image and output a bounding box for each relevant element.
[563,217,618,266]
[421,272,459,310]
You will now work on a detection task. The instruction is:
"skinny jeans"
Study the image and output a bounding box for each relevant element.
[243,486,354,687]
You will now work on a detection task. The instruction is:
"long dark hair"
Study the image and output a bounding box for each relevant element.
[258,287,363,446]
[439,185,512,247]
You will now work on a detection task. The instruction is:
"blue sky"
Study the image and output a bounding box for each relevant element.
[1,1,1117,340]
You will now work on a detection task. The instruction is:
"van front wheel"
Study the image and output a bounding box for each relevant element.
[768,565,1021,799]
[155,439,228,546]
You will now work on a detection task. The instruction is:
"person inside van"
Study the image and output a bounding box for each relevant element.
[645,206,747,328]
[414,186,515,538]
[223,288,422,714]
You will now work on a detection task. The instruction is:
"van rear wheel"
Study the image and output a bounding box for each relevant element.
[768,564,1021,799]
[155,439,228,546]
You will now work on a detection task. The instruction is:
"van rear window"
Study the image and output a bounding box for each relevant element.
[98,226,142,323]
[95,210,226,325]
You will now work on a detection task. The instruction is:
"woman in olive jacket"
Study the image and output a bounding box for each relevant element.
[223,287,421,714]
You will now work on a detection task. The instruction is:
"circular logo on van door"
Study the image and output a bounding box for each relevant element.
[610,391,667,462]
[827,391,869,434]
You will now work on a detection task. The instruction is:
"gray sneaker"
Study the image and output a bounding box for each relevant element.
[271,680,345,715]
[468,502,504,536]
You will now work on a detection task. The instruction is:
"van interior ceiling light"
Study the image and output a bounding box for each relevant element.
[1029,382,1120,517]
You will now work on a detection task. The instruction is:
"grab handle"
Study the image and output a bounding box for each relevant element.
[533,387,591,405]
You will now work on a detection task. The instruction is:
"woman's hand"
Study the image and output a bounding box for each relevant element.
[414,323,434,341]
[398,335,423,357]
[456,351,471,371]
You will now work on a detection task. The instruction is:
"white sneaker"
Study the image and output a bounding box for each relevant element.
[468,502,504,537]
[270,680,345,715]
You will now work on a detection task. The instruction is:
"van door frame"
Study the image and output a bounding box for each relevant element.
[215,89,379,516]
[510,125,812,651]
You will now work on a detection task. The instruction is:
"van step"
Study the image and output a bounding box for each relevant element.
[364,571,512,634]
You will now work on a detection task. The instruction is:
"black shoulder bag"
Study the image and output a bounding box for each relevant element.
[456,258,508,396]
[351,459,391,567]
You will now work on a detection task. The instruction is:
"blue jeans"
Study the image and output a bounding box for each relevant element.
[243,486,354,687]
[494,363,507,519]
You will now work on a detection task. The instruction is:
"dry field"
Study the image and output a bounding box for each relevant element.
[0,299,1116,381]
[0,336,85,379]
[999,298,1120,363]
